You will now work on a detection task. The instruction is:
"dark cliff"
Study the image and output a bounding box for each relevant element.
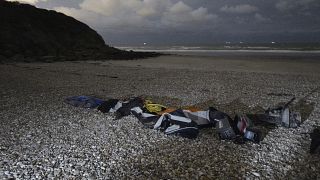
[0,0,159,62]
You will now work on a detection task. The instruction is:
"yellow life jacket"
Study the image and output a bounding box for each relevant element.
[144,100,167,114]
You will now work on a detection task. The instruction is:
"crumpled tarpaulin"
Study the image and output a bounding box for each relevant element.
[64,96,105,108]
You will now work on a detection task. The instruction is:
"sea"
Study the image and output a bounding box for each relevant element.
[117,45,320,60]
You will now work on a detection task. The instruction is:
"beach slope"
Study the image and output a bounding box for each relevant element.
[0,55,319,179]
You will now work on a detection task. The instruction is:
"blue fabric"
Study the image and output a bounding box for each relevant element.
[64,96,105,108]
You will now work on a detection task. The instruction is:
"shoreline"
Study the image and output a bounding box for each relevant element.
[106,54,320,75]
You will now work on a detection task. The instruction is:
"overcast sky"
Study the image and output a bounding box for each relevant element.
[10,0,320,46]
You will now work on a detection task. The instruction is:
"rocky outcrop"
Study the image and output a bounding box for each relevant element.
[0,0,159,62]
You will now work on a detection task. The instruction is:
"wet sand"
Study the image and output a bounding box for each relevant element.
[108,54,320,74]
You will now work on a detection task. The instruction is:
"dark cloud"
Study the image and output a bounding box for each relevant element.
[220,4,258,14]
[7,0,46,4]
[12,0,320,45]
[275,0,317,12]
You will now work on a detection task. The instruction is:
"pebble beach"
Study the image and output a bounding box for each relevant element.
[1,54,320,179]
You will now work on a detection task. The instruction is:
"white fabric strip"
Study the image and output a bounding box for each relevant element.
[131,107,157,118]
[168,114,192,123]
[131,106,143,114]
[153,113,192,130]
[164,124,180,133]
[165,127,198,134]
[153,114,166,129]
[186,110,209,119]
[109,101,122,113]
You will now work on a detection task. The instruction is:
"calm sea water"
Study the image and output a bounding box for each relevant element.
[117,46,320,60]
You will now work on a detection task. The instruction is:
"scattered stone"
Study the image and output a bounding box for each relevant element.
[252,172,261,177]
[0,58,319,179]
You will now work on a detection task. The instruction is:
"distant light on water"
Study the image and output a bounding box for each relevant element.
[116,44,320,57]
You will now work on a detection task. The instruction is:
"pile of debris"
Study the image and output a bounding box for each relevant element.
[64,96,319,153]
